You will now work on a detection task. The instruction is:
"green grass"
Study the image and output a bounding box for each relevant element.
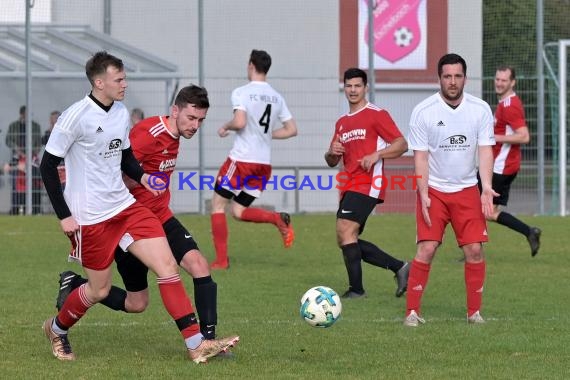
[0,214,569,379]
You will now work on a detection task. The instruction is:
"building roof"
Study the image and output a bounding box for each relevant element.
[0,24,180,80]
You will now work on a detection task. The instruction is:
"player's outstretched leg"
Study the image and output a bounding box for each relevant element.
[56,271,128,312]
[358,239,409,297]
[239,208,295,248]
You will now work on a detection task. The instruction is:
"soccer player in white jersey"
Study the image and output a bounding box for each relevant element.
[478,66,541,256]
[325,67,410,299]
[40,51,238,362]
[404,53,497,327]
[54,85,236,345]
[210,50,297,270]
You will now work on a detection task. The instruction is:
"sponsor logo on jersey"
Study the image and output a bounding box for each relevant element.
[108,139,122,150]
[437,120,445,127]
[104,139,122,159]
[444,135,466,145]
[339,128,366,143]
[96,126,104,133]
[439,135,469,152]
[159,158,176,172]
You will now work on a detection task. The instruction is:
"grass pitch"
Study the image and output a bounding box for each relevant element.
[0,214,568,379]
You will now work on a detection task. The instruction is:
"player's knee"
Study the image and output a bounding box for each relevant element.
[151,255,179,278]
[416,241,438,262]
[87,286,111,303]
[463,243,484,262]
[126,298,148,313]
[128,301,148,313]
[180,250,210,278]
[230,206,244,220]
[163,257,179,273]
[336,221,358,247]
[211,193,229,213]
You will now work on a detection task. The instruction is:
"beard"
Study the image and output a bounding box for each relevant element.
[441,87,463,103]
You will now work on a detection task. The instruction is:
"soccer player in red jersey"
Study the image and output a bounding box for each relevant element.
[210,50,298,269]
[404,53,497,326]
[40,52,237,363]
[478,66,541,256]
[55,85,236,353]
[325,67,410,299]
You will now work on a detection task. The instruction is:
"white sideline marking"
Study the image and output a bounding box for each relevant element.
[25,315,563,330]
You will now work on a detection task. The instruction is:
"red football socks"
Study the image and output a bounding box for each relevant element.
[405,259,431,316]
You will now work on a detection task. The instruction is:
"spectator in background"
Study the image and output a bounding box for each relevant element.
[41,111,66,188]
[130,107,145,126]
[4,105,42,214]
[41,110,62,145]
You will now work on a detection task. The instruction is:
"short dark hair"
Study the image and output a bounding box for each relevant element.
[496,65,516,80]
[174,84,210,109]
[130,108,144,120]
[343,67,367,86]
[19,105,26,115]
[437,53,467,77]
[85,51,124,86]
[249,50,272,74]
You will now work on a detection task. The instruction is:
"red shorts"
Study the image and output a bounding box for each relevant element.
[416,185,488,246]
[215,157,272,197]
[68,202,165,270]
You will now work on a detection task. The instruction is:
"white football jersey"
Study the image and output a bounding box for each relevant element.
[408,92,495,192]
[45,95,135,225]
[228,81,292,164]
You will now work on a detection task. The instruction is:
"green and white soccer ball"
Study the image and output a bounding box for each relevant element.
[300,286,342,328]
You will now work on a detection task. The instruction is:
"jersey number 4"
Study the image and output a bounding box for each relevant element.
[258,104,272,134]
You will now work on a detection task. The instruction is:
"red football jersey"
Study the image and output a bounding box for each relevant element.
[129,116,179,223]
[493,94,526,175]
[331,103,403,200]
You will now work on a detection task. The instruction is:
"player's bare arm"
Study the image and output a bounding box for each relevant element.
[414,150,431,227]
[379,136,408,159]
[359,136,408,171]
[478,145,499,218]
[60,216,79,236]
[272,119,298,139]
[219,109,247,137]
[325,134,344,167]
[494,125,530,145]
